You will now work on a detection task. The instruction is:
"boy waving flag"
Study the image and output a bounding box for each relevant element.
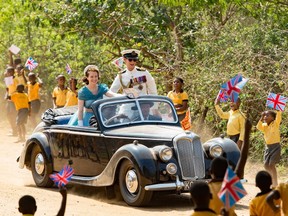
[218,166,247,210]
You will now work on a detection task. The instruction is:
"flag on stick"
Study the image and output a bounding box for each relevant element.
[266,92,287,111]
[217,89,229,102]
[218,166,247,210]
[111,57,124,69]
[49,165,74,188]
[25,57,38,71]
[66,63,72,74]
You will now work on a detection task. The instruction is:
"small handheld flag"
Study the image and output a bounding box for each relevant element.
[25,57,38,71]
[218,166,247,210]
[111,57,124,69]
[266,92,287,111]
[66,63,72,74]
[221,74,242,102]
[217,89,229,102]
[49,165,74,188]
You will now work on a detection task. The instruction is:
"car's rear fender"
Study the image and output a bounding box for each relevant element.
[21,132,52,169]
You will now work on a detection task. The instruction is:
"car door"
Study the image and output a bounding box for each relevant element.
[49,125,109,176]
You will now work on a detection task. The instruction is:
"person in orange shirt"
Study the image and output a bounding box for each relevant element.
[65,77,78,107]
[27,72,43,128]
[9,84,30,142]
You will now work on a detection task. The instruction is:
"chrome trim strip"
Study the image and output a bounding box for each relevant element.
[48,128,172,141]
[48,129,102,137]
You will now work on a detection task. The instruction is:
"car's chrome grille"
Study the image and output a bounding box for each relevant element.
[174,136,205,180]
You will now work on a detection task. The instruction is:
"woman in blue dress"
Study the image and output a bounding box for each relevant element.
[68,65,118,126]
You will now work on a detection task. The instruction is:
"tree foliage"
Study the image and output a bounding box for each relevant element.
[0,0,287,161]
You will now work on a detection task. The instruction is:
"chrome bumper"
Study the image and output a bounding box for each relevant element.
[144,176,197,191]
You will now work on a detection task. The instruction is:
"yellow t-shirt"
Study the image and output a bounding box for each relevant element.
[7,77,19,96]
[215,105,246,141]
[256,111,281,145]
[28,82,41,102]
[11,92,29,111]
[65,88,78,107]
[52,86,68,107]
[209,181,237,216]
[191,209,217,216]
[276,182,288,215]
[249,191,281,216]
[167,90,188,115]
[15,74,27,86]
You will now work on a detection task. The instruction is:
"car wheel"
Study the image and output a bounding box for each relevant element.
[119,160,153,206]
[31,145,54,187]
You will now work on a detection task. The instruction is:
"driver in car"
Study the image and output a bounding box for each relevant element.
[138,102,162,121]
[102,104,129,125]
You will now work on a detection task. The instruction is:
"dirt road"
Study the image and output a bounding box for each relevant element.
[0,121,283,215]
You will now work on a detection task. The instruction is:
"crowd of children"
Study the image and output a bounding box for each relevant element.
[3,48,287,215]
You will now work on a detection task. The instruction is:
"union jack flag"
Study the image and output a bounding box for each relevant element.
[218,166,247,210]
[221,74,243,102]
[25,57,38,71]
[49,165,74,188]
[111,57,124,69]
[217,89,229,102]
[266,92,287,111]
[66,63,72,75]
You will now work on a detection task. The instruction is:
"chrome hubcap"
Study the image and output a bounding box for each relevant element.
[34,153,45,175]
[125,169,138,193]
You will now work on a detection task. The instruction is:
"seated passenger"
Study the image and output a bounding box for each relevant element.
[136,102,162,121]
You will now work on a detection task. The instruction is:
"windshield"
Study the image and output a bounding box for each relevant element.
[100,99,177,127]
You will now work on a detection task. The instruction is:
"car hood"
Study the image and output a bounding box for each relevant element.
[103,125,184,140]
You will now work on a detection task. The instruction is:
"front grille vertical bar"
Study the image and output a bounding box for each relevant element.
[173,133,205,180]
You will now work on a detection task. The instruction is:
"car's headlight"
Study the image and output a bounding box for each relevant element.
[209,145,223,158]
[159,146,173,162]
[166,163,177,175]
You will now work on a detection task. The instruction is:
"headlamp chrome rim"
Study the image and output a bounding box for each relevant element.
[159,146,173,162]
[209,144,223,158]
[166,163,177,175]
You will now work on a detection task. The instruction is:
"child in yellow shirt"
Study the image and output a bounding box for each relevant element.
[190,181,218,216]
[266,181,288,216]
[9,84,30,142]
[27,72,43,128]
[215,98,246,150]
[5,66,19,136]
[249,170,280,216]
[256,110,281,187]
[52,75,68,108]
[65,77,78,107]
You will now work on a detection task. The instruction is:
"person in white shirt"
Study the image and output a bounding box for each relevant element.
[110,49,157,96]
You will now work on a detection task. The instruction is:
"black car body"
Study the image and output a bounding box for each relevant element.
[18,95,240,206]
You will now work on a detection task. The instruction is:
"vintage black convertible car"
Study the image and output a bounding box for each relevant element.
[18,95,240,206]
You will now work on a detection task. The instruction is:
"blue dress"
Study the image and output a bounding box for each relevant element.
[68,84,109,126]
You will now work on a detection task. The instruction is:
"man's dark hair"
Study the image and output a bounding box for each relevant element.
[210,156,228,179]
[256,170,272,191]
[18,195,37,214]
[190,181,211,207]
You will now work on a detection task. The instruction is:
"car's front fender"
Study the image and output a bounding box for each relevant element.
[18,132,52,169]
